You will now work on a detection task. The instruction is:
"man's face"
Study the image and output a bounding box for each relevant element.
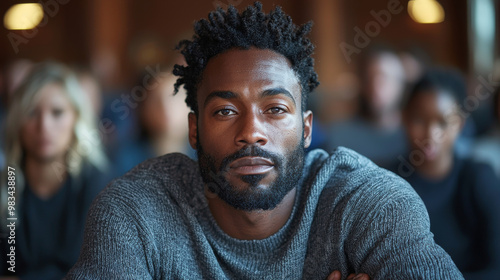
[189,48,313,211]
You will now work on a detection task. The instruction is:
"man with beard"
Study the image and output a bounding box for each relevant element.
[66,3,463,280]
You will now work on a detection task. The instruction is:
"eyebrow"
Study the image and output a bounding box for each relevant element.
[203,87,296,107]
[203,91,237,107]
[261,88,296,106]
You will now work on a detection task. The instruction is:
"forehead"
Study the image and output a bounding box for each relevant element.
[34,82,71,106]
[197,48,301,102]
[411,89,458,114]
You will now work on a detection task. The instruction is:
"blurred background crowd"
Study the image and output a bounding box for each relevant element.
[0,0,499,279]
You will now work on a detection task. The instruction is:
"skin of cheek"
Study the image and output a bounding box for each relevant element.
[270,115,302,152]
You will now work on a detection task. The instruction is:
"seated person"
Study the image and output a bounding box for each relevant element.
[0,62,109,279]
[66,3,463,279]
[324,45,408,169]
[112,62,195,177]
[393,68,500,279]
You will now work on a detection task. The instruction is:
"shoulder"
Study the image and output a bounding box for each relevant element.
[457,157,500,203]
[94,153,202,213]
[306,150,463,279]
[318,147,411,189]
[311,147,422,215]
[459,156,499,186]
[121,152,199,183]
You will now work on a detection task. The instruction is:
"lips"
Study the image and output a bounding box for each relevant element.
[228,156,274,175]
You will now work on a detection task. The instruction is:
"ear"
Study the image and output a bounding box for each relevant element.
[303,110,313,149]
[188,112,198,150]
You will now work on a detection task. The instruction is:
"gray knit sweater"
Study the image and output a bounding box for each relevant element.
[66,148,463,279]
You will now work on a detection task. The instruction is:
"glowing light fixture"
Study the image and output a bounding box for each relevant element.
[408,0,445,24]
[4,3,44,30]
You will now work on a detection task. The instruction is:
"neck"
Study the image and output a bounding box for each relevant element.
[207,187,297,240]
[416,153,454,180]
[25,156,67,199]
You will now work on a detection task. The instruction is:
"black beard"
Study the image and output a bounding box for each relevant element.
[196,137,305,211]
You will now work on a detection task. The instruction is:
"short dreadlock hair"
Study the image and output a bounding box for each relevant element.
[173,2,319,115]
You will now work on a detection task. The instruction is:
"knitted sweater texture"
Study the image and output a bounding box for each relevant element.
[66,148,463,279]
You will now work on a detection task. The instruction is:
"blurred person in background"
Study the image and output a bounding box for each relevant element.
[392,68,500,279]
[471,86,500,178]
[0,60,34,171]
[73,66,104,118]
[0,62,110,280]
[73,66,118,156]
[111,62,195,178]
[324,45,408,168]
[399,46,476,156]
[306,73,360,151]
[398,46,430,87]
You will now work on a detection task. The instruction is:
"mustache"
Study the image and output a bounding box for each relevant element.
[219,146,281,172]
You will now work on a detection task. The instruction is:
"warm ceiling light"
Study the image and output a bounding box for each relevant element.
[408,0,445,24]
[4,3,44,30]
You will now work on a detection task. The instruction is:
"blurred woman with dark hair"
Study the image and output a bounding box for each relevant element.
[0,62,109,279]
[393,68,500,279]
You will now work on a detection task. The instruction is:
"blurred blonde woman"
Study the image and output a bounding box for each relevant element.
[0,61,109,279]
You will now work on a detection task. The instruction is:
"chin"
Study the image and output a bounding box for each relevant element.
[229,173,277,189]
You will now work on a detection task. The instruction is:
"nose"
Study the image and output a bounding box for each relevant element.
[425,122,441,142]
[35,111,51,134]
[235,111,268,147]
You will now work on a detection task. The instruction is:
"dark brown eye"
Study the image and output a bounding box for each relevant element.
[267,107,285,114]
[216,109,235,116]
